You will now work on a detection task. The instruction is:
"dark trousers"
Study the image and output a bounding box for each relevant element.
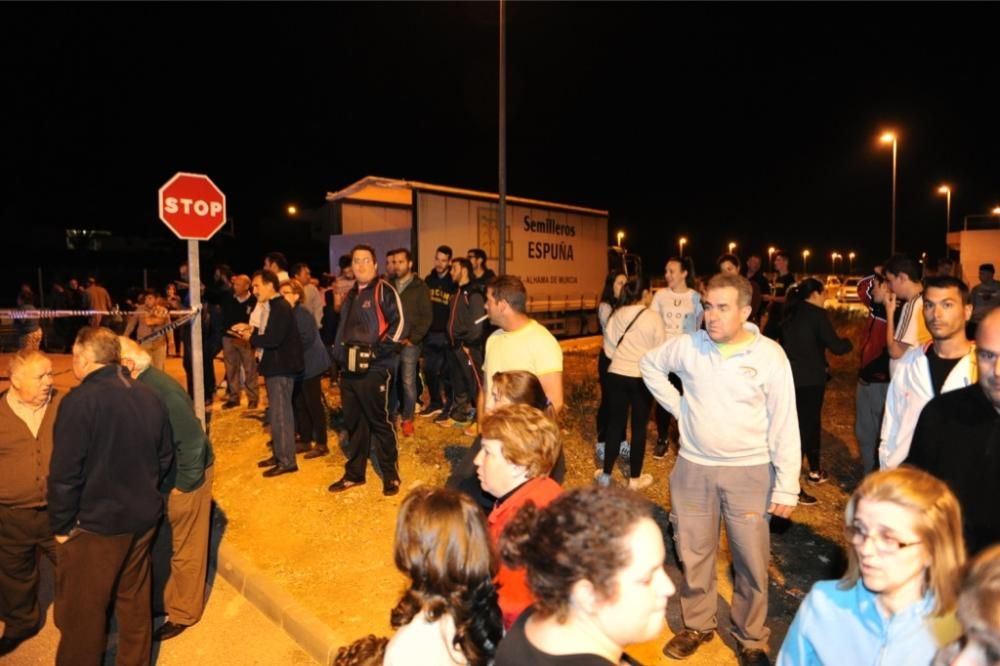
[266,375,297,470]
[795,384,825,472]
[654,372,684,443]
[54,526,156,666]
[0,505,56,637]
[293,374,327,449]
[422,331,452,410]
[596,352,611,443]
[603,373,654,478]
[342,368,400,485]
[447,344,483,420]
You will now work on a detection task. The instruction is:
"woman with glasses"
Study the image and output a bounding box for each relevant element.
[778,467,966,665]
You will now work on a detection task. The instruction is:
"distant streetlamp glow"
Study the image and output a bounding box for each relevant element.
[728,241,736,254]
[831,252,841,274]
[937,185,952,256]
[802,249,811,274]
[768,246,776,271]
[849,251,856,274]
[287,205,298,216]
[678,236,687,257]
[993,206,1000,216]
[879,131,898,254]
[617,230,625,247]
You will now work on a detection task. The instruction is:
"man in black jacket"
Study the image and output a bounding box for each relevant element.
[907,306,1000,555]
[328,245,405,496]
[48,327,173,666]
[388,248,432,436]
[239,270,304,477]
[421,245,456,419]
[443,258,485,426]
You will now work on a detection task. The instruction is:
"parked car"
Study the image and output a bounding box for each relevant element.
[838,276,863,302]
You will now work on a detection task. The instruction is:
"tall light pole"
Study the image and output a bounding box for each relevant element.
[617,230,625,247]
[498,0,507,274]
[728,241,737,254]
[938,184,951,257]
[831,252,840,274]
[678,236,687,257]
[849,251,856,274]
[802,249,811,275]
[880,131,898,254]
[768,246,776,271]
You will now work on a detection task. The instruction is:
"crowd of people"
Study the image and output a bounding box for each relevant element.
[2,244,1000,666]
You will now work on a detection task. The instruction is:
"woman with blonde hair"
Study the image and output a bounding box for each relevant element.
[474,403,562,629]
[778,467,966,665]
[384,487,502,666]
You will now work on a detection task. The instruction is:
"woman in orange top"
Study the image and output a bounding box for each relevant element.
[474,404,562,629]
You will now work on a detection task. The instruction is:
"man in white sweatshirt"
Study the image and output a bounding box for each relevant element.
[640,273,800,666]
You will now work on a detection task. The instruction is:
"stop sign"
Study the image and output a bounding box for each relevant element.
[158,172,227,240]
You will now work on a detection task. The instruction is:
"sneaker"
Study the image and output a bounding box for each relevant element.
[421,404,444,419]
[432,410,452,424]
[594,470,612,487]
[652,439,668,459]
[628,474,654,490]
[619,440,631,459]
[401,419,415,437]
[807,470,829,484]
[663,629,715,660]
[798,490,818,506]
[594,441,606,464]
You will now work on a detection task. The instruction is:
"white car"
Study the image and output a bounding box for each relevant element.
[838,276,863,302]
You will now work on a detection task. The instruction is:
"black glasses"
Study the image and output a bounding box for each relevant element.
[845,524,921,555]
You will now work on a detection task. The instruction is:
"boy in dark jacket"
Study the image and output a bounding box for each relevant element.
[389,249,432,436]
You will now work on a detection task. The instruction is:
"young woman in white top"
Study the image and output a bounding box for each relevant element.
[595,272,627,461]
[597,276,665,489]
[649,257,703,457]
[383,487,502,666]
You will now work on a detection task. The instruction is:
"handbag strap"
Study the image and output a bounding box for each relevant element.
[615,307,647,348]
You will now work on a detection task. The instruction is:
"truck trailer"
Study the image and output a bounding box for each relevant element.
[323,176,639,337]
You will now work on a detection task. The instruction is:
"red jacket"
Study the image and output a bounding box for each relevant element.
[488,476,562,630]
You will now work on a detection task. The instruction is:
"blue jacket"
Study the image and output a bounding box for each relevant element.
[333,279,404,372]
[293,304,331,380]
[777,580,957,666]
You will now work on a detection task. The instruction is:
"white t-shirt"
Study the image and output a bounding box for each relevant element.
[483,319,563,411]
[603,305,666,378]
[651,287,703,337]
[384,611,467,666]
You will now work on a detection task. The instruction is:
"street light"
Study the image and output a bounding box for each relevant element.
[287,204,298,216]
[728,241,737,254]
[802,249,811,275]
[678,236,687,257]
[849,251,856,274]
[616,230,625,247]
[768,246,776,271]
[993,206,1000,215]
[938,185,951,256]
[879,131,898,254]
[831,252,840,274]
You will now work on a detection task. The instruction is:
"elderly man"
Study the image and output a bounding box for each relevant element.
[49,327,173,666]
[119,337,214,642]
[0,351,62,657]
[220,274,259,409]
[640,273,800,666]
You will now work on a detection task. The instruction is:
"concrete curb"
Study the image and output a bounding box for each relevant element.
[216,540,342,665]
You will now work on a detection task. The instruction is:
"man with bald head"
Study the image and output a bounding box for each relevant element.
[0,351,62,657]
[907,305,1000,555]
[220,274,259,409]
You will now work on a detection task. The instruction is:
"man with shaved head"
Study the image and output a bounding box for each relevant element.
[0,351,63,657]
[907,306,1000,555]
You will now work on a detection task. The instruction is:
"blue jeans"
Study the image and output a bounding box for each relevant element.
[397,343,421,420]
[265,376,296,470]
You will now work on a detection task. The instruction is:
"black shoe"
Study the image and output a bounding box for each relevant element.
[663,629,714,660]
[383,480,401,496]
[153,621,189,642]
[222,400,240,410]
[737,647,771,666]
[247,400,259,410]
[0,630,37,657]
[256,456,278,468]
[328,477,365,493]
[303,447,329,459]
[262,466,298,478]
[295,443,312,454]
[653,439,668,459]
[798,490,818,506]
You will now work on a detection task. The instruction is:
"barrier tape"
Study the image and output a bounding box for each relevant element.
[137,309,201,345]
[0,309,197,319]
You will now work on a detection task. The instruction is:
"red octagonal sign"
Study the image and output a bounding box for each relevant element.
[158,172,227,240]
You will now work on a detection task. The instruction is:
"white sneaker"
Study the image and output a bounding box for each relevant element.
[594,469,612,487]
[619,440,631,458]
[628,474,653,490]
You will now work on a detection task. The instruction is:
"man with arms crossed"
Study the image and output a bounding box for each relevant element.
[640,273,800,666]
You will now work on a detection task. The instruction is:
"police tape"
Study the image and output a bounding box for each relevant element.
[137,309,200,345]
[0,308,197,319]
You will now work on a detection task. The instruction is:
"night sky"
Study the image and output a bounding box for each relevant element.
[4,2,999,295]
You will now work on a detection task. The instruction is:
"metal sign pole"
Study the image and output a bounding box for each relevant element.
[188,239,206,429]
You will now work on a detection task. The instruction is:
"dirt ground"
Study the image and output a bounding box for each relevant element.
[2,309,867,665]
